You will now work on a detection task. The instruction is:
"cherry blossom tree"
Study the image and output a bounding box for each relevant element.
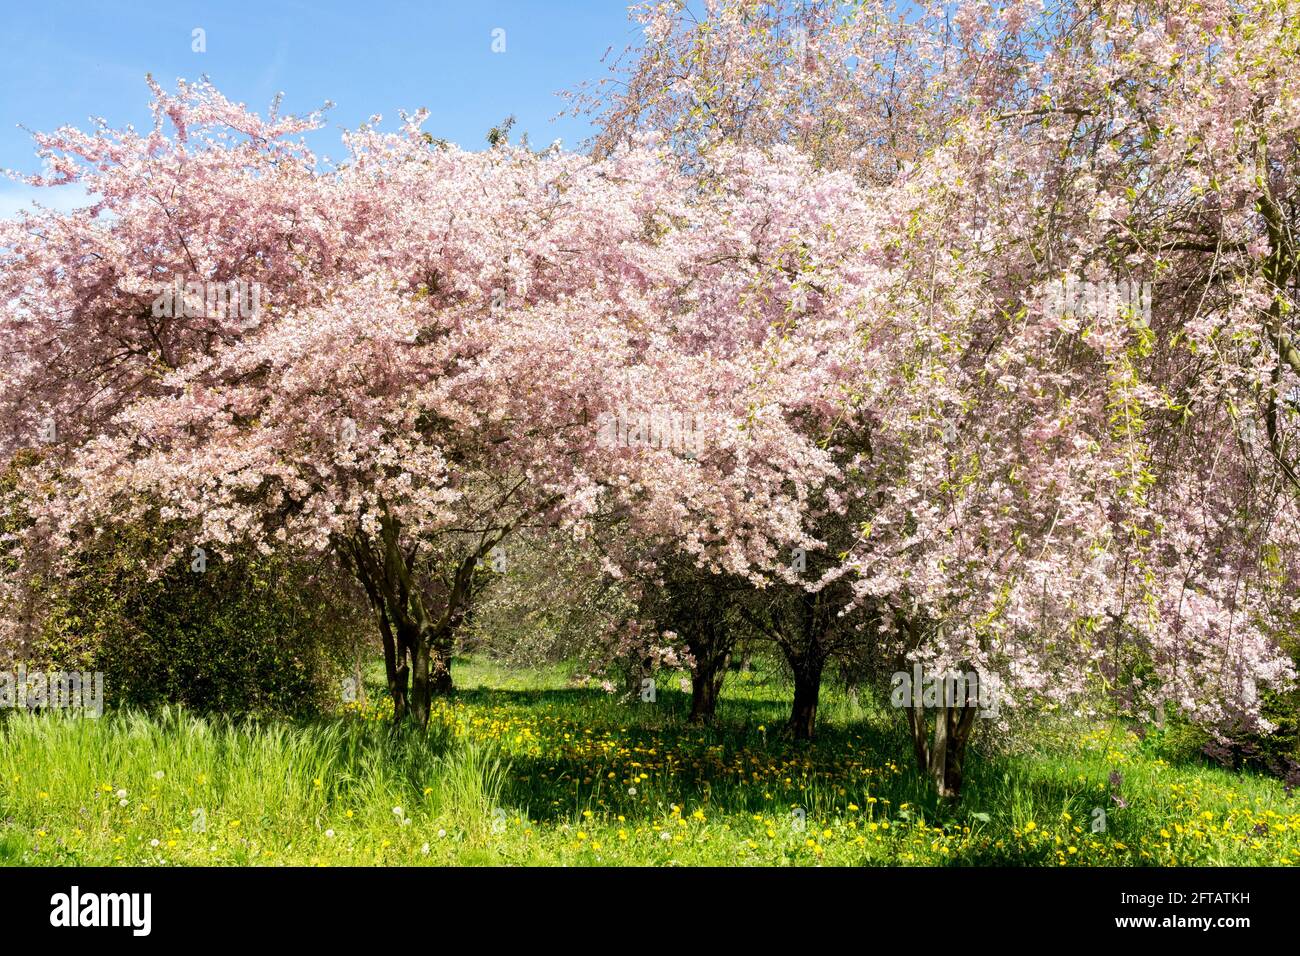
[859,0,1300,793]
[580,0,1300,795]
[0,81,844,727]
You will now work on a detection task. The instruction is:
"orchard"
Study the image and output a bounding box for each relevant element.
[2,0,1300,870]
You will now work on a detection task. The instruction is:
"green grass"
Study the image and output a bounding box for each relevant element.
[1,656,1297,866]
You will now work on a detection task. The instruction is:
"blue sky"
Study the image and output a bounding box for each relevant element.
[0,0,641,216]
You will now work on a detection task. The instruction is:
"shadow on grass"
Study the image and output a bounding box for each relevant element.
[351,676,1149,864]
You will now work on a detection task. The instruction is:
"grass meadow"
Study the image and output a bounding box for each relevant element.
[2,657,1298,867]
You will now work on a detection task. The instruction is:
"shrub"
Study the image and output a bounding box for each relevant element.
[26,522,367,718]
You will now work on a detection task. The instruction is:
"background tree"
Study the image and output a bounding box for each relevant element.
[640,556,748,722]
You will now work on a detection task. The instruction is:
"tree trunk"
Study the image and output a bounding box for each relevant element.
[430,635,454,696]
[387,655,409,725]
[788,656,824,741]
[935,703,977,799]
[689,652,729,723]
[626,654,655,699]
[906,703,977,800]
[424,555,479,700]
[378,607,409,725]
[904,704,930,776]
[409,636,431,727]
[338,518,500,729]
[399,631,454,729]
